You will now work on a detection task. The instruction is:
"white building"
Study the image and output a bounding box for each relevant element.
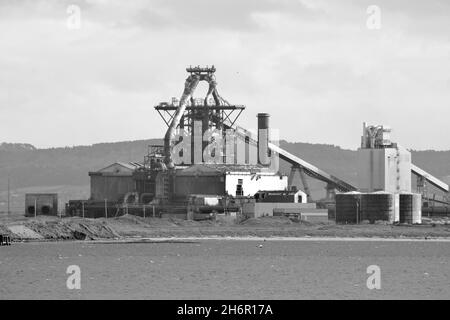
[224,171,288,197]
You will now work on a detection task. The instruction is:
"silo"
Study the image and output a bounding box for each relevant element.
[335,192,362,224]
[399,193,422,224]
[360,192,396,223]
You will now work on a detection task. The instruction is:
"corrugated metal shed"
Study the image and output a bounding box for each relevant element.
[89,162,143,202]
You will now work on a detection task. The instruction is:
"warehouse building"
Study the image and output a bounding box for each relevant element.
[88,162,143,202]
[173,164,288,198]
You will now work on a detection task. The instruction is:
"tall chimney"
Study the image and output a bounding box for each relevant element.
[257,113,270,165]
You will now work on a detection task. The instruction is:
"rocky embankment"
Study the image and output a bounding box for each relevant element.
[0,216,120,241]
[1,215,450,241]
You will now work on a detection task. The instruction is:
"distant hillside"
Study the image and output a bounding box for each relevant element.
[0,139,161,192]
[278,141,359,185]
[279,143,450,186]
[1,139,450,198]
[0,143,36,152]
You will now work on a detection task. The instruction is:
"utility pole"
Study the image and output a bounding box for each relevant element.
[7,176,10,216]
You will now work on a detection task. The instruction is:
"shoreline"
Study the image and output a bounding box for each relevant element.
[3,215,450,244]
[13,234,450,244]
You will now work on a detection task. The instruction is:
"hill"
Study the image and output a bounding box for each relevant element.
[0,139,161,191]
[0,143,36,152]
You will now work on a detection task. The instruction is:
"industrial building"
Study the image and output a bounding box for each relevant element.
[67,66,296,218]
[65,66,450,224]
[335,123,450,224]
[25,193,58,217]
[89,162,143,202]
[357,123,411,193]
[242,189,328,221]
[254,190,307,204]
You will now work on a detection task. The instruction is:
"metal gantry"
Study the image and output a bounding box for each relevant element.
[155,103,245,131]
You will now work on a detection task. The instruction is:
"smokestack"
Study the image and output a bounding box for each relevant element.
[257,113,270,165]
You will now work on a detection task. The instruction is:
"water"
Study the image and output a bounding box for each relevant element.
[1,239,449,299]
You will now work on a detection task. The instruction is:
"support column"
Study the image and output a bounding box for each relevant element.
[288,165,312,202]
[325,184,336,202]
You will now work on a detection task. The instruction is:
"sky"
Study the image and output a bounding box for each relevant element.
[0,0,449,150]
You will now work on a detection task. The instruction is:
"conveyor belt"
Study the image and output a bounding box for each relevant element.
[232,126,450,194]
[233,126,357,192]
[411,164,449,193]
[269,143,357,191]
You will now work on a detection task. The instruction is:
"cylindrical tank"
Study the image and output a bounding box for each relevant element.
[399,193,422,224]
[257,113,270,166]
[360,192,396,223]
[335,192,362,224]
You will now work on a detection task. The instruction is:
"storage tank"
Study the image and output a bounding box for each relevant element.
[335,192,362,224]
[360,192,398,223]
[399,193,422,224]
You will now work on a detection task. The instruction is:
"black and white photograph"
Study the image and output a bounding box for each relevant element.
[1,0,450,307]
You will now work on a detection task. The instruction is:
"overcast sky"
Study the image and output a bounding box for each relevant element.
[0,0,449,150]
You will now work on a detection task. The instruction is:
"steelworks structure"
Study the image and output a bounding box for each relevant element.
[67,65,450,219]
[156,66,358,203]
[155,65,278,203]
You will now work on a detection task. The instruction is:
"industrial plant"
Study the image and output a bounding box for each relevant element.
[60,65,450,224]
